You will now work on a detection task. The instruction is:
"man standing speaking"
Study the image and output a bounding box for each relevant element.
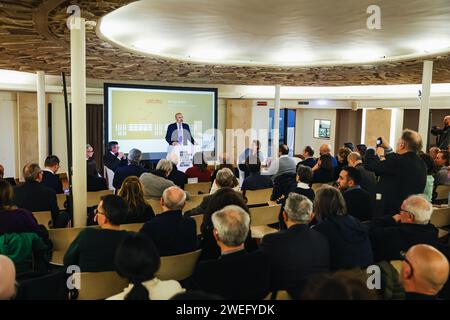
[165,112,196,146]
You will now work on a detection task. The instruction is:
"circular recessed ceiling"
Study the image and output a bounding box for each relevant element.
[98,0,450,67]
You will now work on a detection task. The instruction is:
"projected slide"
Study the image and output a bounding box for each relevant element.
[105,84,217,159]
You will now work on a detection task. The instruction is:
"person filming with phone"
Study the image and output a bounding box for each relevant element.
[364,129,427,217]
[431,115,450,150]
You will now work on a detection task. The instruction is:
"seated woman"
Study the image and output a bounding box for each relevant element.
[118,176,155,224]
[241,156,273,192]
[238,140,264,179]
[312,185,373,271]
[108,233,185,300]
[185,152,212,183]
[0,180,47,239]
[312,154,334,184]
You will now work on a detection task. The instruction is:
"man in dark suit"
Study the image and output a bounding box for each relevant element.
[41,155,64,194]
[241,156,273,191]
[436,115,450,150]
[103,141,127,172]
[364,129,427,216]
[165,112,196,146]
[366,195,439,262]
[112,148,146,190]
[140,186,197,256]
[297,146,316,169]
[13,163,69,228]
[260,193,329,298]
[348,152,377,197]
[337,166,373,221]
[190,205,270,299]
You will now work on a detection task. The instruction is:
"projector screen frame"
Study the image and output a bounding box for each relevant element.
[103,82,218,161]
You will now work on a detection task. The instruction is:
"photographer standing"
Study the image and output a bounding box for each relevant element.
[434,115,450,150]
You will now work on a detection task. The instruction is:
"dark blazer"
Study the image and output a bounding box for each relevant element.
[167,163,188,189]
[103,152,127,172]
[314,215,373,270]
[140,210,197,256]
[184,195,212,217]
[291,187,315,202]
[13,181,59,225]
[260,224,330,293]
[41,171,64,194]
[271,172,297,201]
[312,168,334,184]
[366,216,439,262]
[364,150,427,216]
[112,164,146,190]
[343,187,373,221]
[190,249,270,300]
[165,122,195,145]
[297,157,316,169]
[355,163,377,197]
[437,126,450,149]
[241,173,273,191]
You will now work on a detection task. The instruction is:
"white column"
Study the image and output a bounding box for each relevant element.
[71,17,87,227]
[418,60,433,151]
[272,85,281,159]
[36,71,46,167]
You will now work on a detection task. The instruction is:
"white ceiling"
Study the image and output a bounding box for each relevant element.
[98,0,450,67]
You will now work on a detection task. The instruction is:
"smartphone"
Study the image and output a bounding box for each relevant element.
[376,137,382,147]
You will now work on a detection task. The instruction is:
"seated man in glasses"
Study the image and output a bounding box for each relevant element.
[365,194,439,262]
[63,195,129,272]
[400,244,449,300]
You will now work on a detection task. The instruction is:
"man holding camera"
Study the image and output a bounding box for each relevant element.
[432,115,450,150]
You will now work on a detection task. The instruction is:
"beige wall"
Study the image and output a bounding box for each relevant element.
[0,92,18,178]
[364,109,392,147]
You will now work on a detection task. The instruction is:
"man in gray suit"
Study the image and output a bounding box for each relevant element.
[266,144,296,179]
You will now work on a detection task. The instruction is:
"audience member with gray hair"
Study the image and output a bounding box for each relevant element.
[210,167,239,194]
[140,159,176,200]
[140,186,197,256]
[113,148,147,190]
[367,194,440,262]
[260,193,330,297]
[166,152,188,189]
[190,205,270,299]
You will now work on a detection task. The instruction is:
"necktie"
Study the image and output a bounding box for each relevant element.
[178,124,183,144]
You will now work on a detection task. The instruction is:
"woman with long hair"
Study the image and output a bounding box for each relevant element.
[118,176,155,224]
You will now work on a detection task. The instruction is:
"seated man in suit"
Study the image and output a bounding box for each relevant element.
[103,141,127,172]
[401,244,449,300]
[166,152,188,189]
[241,156,273,192]
[41,155,64,194]
[260,193,329,297]
[190,205,270,299]
[165,112,195,146]
[140,159,176,200]
[366,194,439,262]
[64,195,129,272]
[113,148,146,190]
[140,186,197,256]
[13,163,69,228]
[337,166,373,221]
[297,146,316,169]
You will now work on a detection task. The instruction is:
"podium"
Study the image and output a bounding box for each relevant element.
[167,144,202,173]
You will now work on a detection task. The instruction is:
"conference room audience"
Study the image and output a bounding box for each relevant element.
[364,130,427,216]
[333,147,352,181]
[64,195,129,272]
[185,152,211,182]
[103,141,127,172]
[311,153,334,183]
[266,144,296,178]
[337,167,373,221]
[41,155,63,194]
[140,159,176,199]
[401,244,449,300]
[433,150,450,186]
[297,146,316,169]
[210,167,239,194]
[319,144,338,167]
[366,195,439,262]
[418,152,437,201]
[112,148,146,190]
[13,163,69,228]
[241,156,273,191]
[347,151,377,197]
[86,144,108,192]
[108,233,184,300]
[0,255,16,300]
[429,146,440,161]
[260,193,329,298]
[190,205,270,299]
[166,152,187,189]
[118,176,155,224]
[140,186,197,256]
[0,180,47,238]
[313,185,373,270]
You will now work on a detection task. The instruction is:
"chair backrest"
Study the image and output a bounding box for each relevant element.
[435,185,450,201]
[32,211,52,229]
[155,249,202,281]
[56,193,67,210]
[184,182,211,195]
[119,223,144,232]
[69,271,128,300]
[104,166,115,191]
[245,188,272,206]
[191,214,203,235]
[183,194,206,212]
[147,198,164,214]
[250,205,281,226]
[86,189,114,207]
[431,207,450,228]
[49,227,87,252]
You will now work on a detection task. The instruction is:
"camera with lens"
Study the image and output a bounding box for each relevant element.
[431,126,444,136]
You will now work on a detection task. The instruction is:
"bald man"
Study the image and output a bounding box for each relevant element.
[0,255,16,300]
[401,244,449,300]
[319,144,338,167]
[364,129,427,216]
[140,186,197,256]
[436,115,450,149]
